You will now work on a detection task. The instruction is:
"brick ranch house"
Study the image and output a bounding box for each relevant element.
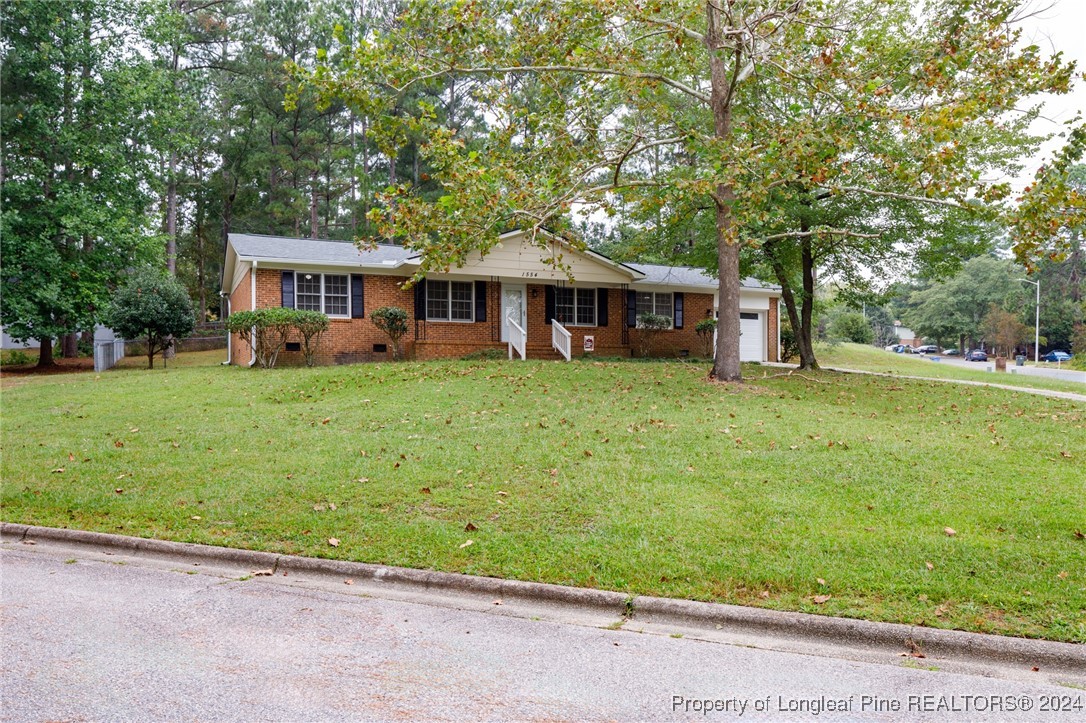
[221,230,781,365]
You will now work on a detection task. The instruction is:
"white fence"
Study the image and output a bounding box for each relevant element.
[507,316,527,360]
[551,320,572,361]
[93,339,126,372]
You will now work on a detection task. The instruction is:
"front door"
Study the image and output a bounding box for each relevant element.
[501,284,526,342]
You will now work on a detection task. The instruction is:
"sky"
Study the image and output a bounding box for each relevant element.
[1011,0,1086,190]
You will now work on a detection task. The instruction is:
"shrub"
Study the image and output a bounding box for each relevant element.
[694,318,716,358]
[780,317,799,362]
[225,308,317,369]
[828,312,874,345]
[104,269,196,369]
[292,310,330,367]
[1,349,33,366]
[636,312,671,357]
[371,306,409,360]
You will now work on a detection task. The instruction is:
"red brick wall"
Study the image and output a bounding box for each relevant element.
[627,292,716,358]
[227,266,778,364]
[767,299,779,362]
[228,269,251,366]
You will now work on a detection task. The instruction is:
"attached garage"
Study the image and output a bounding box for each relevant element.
[739,312,764,362]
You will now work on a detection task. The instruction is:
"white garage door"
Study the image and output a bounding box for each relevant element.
[739,312,763,361]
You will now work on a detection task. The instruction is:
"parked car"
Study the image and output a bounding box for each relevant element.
[1042,350,1072,363]
[966,349,988,362]
[915,344,939,354]
[941,348,961,356]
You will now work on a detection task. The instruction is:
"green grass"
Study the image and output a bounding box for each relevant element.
[2,352,1084,641]
[813,343,1086,395]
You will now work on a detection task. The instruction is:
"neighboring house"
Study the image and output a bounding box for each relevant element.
[893,324,922,348]
[1,327,40,350]
[221,230,781,366]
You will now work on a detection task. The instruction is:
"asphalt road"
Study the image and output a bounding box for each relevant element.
[917,355,1086,383]
[3,546,1084,722]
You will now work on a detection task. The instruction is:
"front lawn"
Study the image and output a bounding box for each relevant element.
[2,355,1083,641]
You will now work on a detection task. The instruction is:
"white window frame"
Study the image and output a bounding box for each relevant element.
[294,272,349,318]
[634,291,674,329]
[555,287,597,327]
[426,279,475,323]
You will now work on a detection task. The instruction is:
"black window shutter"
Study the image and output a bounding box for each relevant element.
[626,290,637,327]
[414,280,426,320]
[674,292,684,329]
[474,280,487,322]
[597,288,608,327]
[350,274,364,318]
[544,285,555,325]
[281,271,295,308]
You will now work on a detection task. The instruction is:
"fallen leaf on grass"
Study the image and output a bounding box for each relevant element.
[129,428,139,433]
[114,440,124,448]
[327,538,340,547]
[1060,450,1072,459]
[321,417,331,425]
[583,449,593,457]
[114,488,124,494]
[51,468,65,474]
[329,503,337,511]
[171,442,180,448]
[926,562,934,571]
[464,522,477,532]
[759,590,770,599]
[459,539,474,549]
[816,578,827,586]
[811,595,831,604]
[419,487,431,495]
[191,515,201,521]
[944,527,957,537]
[1057,571,1068,579]
[1075,530,1085,540]
[68,453,74,462]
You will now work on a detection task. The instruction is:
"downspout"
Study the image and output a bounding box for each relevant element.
[220,292,231,365]
[249,260,257,367]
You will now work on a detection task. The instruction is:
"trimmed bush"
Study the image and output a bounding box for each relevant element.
[225,308,328,369]
[636,312,671,357]
[695,318,716,358]
[371,306,409,360]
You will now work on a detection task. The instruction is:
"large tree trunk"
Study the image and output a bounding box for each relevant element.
[62,333,79,358]
[766,239,818,369]
[37,339,55,367]
[706,6,741,381]
[796,234,819,369]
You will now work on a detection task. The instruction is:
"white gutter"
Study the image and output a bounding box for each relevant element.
[220,292,231,365]
[234,254,416,270]
[249,260,257,367]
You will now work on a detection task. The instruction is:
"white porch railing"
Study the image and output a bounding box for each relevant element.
[507,316,527,360]
[93,339,126,372]
[552,319,572,361]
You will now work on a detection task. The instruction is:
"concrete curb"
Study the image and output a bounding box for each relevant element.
[4,522,1083,676]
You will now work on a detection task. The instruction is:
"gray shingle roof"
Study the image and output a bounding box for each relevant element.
[229,233,416,266]
[627,263,779,291]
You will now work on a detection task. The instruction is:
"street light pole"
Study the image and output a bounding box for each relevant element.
[1018,278,1040,363]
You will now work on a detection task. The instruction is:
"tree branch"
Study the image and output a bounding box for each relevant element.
[827,186,970,209]
[755,228,883,242]
[392,64,711,104]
